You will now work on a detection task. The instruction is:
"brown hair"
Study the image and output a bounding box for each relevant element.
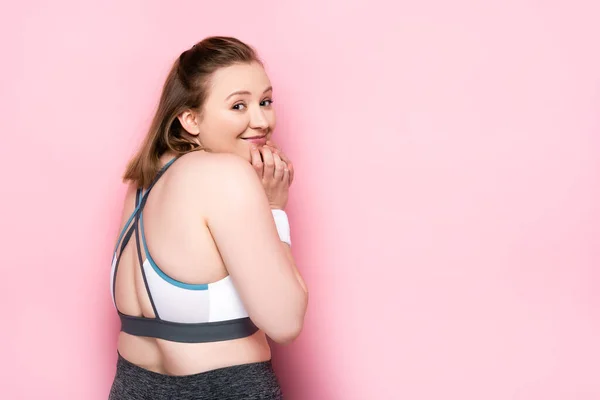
[122,36,262,188]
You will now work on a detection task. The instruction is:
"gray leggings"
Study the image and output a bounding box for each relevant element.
[108,353,284,400]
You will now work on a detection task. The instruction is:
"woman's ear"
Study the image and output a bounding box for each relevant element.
[177,109,201,136]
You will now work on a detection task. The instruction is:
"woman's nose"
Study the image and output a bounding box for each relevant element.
[249,106,268,129]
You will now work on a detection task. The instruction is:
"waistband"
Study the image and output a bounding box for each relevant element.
[112,351,282,398]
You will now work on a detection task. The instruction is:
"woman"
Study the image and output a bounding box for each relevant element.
[108,36,309,400]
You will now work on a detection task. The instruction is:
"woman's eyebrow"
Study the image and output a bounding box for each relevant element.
[225,86,273,100]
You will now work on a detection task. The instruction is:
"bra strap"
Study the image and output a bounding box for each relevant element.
[134,188,161,319]
[111,157,178,256]
[111,157,178,312]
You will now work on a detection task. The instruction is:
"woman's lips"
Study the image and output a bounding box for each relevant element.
[243,136,267,146]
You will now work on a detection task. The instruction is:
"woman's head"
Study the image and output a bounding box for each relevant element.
[123,36,276,187]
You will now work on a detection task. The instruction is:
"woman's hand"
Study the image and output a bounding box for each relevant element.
[263,140,294,186]
[250,145,290,210]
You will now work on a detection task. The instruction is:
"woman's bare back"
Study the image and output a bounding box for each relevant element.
[113,152,271,376]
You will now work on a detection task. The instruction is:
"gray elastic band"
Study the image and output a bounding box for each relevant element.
[119,313,259,343]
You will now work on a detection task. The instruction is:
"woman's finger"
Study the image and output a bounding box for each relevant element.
[273,153,285,181]
[266,141,293,184]
[259,146,275,179]
[265,141,281,155]
[250,146,263,178]
[264,144,280,157]
[282,164,290,185]
[286,161,294,185]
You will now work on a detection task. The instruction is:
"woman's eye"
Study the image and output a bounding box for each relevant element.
[232,103,246,110]
[261,99,273,107]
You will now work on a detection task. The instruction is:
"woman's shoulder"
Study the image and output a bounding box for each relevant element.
[168,151,262,200]
[172,151,257,185]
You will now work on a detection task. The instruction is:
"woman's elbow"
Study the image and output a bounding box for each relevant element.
[267,317,305,345]
[251,290,308,344]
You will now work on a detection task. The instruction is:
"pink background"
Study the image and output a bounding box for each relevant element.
[2,1,599,399]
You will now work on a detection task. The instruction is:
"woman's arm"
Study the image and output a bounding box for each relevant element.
[199,153,308,344]
[281,243,308,296]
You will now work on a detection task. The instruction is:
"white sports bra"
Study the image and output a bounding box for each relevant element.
[110,157,258,343]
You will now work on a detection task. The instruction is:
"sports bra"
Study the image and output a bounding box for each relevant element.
[110,157,259,343]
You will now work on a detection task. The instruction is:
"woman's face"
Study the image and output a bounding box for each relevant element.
[180,62,276,162]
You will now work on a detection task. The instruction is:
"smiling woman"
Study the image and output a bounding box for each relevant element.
[176,63,276,160]
[108,36,308,400]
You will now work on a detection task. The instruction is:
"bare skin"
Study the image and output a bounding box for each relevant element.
[113,62,308,376]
